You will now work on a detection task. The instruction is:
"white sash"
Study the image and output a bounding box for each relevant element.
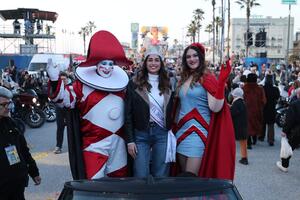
[149,93,165,128]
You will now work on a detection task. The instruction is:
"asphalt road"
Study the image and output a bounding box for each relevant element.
[24,122,300,200]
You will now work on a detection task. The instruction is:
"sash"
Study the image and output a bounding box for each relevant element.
[148,92,165,128]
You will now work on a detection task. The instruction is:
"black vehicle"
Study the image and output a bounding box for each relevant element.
[275,96,289,128]
[58,177,243,200]
[12,88,45,128]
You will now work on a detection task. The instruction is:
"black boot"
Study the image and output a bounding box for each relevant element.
[252,136,257,145]
[247,137,252,149]
[239,158,248,165]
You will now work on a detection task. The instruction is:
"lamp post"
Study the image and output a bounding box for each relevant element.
[282,0,297,65]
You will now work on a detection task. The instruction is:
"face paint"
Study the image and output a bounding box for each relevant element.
[97,60,114,78]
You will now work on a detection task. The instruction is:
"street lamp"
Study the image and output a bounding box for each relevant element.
[282,0,297,65]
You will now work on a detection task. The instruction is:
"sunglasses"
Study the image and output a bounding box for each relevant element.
[0,101,13,108]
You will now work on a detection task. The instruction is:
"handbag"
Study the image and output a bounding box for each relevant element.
[280,137,293,159]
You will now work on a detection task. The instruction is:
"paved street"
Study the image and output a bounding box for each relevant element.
[24,122,300,200]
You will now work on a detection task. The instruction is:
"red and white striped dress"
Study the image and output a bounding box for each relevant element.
[50,79,127,179]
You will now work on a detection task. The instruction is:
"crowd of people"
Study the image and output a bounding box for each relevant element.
[1,29,300,198]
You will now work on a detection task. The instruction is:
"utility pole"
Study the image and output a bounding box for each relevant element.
[282,0,297,65]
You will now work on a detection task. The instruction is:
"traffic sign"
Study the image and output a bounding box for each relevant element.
[282,0,297,4]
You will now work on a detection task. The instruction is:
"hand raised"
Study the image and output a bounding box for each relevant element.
[46,59,59,81]
[218,59,232,84]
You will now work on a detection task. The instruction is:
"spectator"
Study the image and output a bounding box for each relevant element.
[276,88,300,172]
[0,86,41,199]
[53,72,69,154]
[260,74,280,146]
[230,88,248,165]
[243,73,266,149]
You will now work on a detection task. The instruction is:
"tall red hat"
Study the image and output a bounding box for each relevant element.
[79,30,133,67]
[75,30,130,91]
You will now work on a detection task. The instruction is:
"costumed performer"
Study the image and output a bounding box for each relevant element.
[172,43,235,180]
[47,30,132,180]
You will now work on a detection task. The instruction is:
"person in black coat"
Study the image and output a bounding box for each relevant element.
[276,88,300,172]
[230,87,248,165]
[0,86,41,199]
[260,74,280,146]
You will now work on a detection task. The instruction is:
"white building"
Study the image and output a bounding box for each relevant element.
[230,16,294,62]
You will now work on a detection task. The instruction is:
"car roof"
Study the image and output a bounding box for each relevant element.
[64,177,234,194]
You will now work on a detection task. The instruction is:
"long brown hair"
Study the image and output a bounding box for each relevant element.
[135,55,170,94]
[179,45,207,87]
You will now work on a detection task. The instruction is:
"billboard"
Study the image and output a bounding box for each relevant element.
[140,26,168,55]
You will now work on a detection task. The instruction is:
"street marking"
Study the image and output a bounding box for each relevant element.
[32,152,49,160]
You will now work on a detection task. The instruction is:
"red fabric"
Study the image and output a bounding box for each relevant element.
[177,125,207,146]
[199,73,236,180]
[83,151,108,179]
[190,43,205,56]
[79,30,132,67]
[173,108,209,133]
[288,85,294,97]
[215,60,232,100]
[107,166,128,177]
[48,78,62,99]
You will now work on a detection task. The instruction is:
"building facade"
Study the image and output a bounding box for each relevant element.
[230,17,294,62]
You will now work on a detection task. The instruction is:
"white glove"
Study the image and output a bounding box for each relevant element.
[46,62,59,81]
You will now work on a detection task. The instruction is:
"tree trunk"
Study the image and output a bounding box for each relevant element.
[220,0,224,63]
[246,3,250,57]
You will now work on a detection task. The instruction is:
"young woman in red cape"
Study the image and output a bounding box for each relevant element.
[172,43,235,180]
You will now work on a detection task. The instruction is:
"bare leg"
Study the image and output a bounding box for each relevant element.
[185,157,202,175]
[177,153,187,172]
[240,140,248,158]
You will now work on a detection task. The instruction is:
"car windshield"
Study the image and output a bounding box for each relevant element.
[64,188,239,200]
[28,63,47,71]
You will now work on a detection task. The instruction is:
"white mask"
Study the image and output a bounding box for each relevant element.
[97,60,114,78]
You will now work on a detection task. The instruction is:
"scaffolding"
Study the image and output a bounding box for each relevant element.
[0,8,58,54]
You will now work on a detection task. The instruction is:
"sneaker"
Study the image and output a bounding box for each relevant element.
[276,161,288,172]
[53,147,62,154]
[239,158,248,165]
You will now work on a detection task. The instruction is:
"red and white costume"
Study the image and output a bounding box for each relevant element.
[48,30,132,179]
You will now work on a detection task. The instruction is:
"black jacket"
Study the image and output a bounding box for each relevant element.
[230,98,248,140]
[263,84,280,124]
[124,79,174,144]
[283,99,300,137]
[0,117,39,188]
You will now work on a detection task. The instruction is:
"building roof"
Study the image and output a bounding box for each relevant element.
[0,8,58,22]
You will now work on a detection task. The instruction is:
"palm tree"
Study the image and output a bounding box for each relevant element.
[78,21,96,55]
[235,0,260,57]
[193,8,205,42]
[187,20,197,43]
[205,23,213,46]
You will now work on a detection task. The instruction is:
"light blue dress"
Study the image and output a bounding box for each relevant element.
[176,83,211,157]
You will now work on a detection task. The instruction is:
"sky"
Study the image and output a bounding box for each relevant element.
[1,0,300,54]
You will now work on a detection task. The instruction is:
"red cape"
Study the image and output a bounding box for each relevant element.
[199,73,236,180]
